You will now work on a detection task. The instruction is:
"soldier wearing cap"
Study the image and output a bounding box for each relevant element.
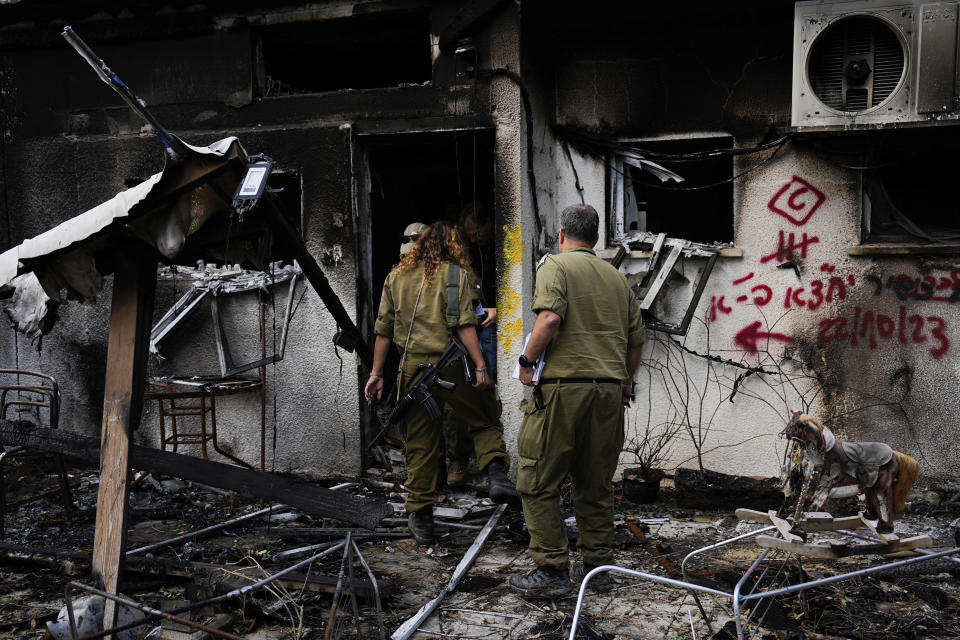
[366,221,520,545]
[399,221,428,255]
[509,204,645,597]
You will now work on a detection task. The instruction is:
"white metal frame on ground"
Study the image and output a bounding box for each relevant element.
[568,526,960,640]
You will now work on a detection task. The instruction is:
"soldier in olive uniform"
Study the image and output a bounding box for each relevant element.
[365,221,519,545]
[510,204,646,597]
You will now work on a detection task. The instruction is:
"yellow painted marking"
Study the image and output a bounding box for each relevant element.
[501,317,522,355]
[502,224,523,265]
[501,289,520,317]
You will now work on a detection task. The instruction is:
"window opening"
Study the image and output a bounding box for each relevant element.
[609,136,734,244]
[863,137,960,244]
[257,13,432,96]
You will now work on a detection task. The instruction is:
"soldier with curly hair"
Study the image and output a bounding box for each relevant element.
[365,222,519,545]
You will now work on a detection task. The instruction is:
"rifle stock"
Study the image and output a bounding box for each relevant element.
[367,335,470,449]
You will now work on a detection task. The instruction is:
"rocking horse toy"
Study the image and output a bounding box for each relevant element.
[780,410,919,533]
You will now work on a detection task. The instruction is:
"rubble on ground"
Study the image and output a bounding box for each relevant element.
[1,454,958,640]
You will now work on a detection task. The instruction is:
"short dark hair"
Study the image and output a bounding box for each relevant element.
[560,204,599,242]
[459,201,491,227]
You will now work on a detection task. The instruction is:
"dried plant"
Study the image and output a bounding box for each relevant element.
[622,389,683,480]
[636,304,919,481]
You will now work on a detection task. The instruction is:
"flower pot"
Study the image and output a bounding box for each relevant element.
[622,467,662,504]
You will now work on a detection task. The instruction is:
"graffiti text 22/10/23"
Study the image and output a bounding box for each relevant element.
[817,306,949,359]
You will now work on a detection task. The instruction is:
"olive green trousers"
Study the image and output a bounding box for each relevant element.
[400,353,508,513]
[516,380,625,570]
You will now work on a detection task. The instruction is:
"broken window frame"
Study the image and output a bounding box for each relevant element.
[619,231,720,336]
[150,264,302,377]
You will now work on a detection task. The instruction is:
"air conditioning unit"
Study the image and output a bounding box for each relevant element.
[792,0,960,129]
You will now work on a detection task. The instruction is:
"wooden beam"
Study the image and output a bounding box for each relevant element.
[736,508,864,532]
[262,194,373,368]
[757,534,933,558]
[767,510,803,543]
[0,421,394,530]
[91,245,156,633]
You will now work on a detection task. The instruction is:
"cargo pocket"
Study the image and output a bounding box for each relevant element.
[516,455,539,495]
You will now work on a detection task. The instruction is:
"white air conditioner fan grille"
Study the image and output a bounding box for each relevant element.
[808,15,905,112]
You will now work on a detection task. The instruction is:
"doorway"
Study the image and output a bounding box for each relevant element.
[357,128,496,414]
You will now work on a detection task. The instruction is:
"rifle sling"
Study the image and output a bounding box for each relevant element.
[445,264,461,329]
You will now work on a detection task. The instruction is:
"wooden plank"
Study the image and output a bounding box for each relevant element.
[640,243,682,310]
[262,195,373,368]
[0,421,393,530]
[767,510,803,542]
[758,534,933,558]
[92,246,156,632]
[757,535,838,559]
[859,513,898,543]
[736,508,864,532]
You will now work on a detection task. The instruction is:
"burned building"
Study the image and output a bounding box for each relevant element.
[0,0,958,490]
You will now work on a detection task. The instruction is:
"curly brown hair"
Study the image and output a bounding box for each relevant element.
[395,221,474,282]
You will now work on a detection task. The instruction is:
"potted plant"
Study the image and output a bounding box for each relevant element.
[621,415,683,504]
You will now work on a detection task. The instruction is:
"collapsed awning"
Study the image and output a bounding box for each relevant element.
[0,136,250,338]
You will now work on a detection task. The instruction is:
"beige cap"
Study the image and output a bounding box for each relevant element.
[400,222,428,255]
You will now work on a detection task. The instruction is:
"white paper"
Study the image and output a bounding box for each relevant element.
[512,333,546,383]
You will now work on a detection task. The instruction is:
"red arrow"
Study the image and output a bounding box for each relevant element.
[734,321,794,353]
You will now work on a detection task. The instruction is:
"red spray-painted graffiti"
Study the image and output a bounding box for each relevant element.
[717,175,953,359]
[783,276,855,311]
[817,306,949,359]
[767,175,825,226]
[760,230,820,264]
[734,321,794,352]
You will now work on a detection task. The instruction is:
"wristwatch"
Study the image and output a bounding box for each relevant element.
[518,353,535,369]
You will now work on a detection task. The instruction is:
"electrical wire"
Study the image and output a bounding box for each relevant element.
[556,126,793,161]
[795,139,924,170]
[609,135,789,192]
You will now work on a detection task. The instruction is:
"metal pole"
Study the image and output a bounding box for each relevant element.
[733,548,771,640]
[680,524,776,635]
[568,565,734,640]
[126,505,281,556]
[391,504,507,640]
[61,26,188,159]
[351,539,386,640]
[738,546,960,602]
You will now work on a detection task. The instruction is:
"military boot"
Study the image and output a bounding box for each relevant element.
[508,566,571,597]
[408,507,434,545]
[486,460,521,506]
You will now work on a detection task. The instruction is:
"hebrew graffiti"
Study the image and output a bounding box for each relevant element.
[714,175,952,359]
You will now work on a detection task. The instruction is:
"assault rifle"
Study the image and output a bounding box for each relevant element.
[367,335,473,449]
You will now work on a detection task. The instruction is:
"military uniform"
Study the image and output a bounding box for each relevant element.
[443,270,488,484]
[517,247,645,570]
[374,262,509,513]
